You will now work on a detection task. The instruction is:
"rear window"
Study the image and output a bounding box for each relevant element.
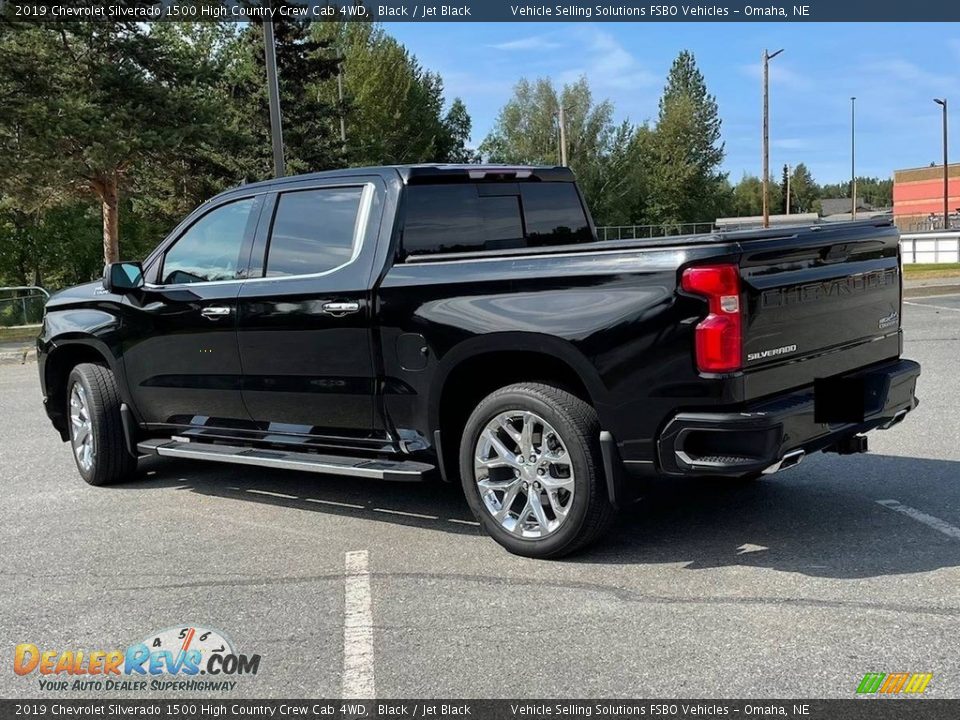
[520,183,592,247]
[401,182,591,257]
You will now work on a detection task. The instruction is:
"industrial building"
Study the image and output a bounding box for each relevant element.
[893,163,960,231]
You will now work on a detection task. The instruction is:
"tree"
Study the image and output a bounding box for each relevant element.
[440,98,479,163]
[644,51,728,224]
[789,163,818,213]
[780,164,791,214]
[312,21,471,166]
[480,76,636,226]
[854,177,893,207]
[0,16,222,265]
[0,17,476,289]
[230,6,343,178]
[731,174,781,218]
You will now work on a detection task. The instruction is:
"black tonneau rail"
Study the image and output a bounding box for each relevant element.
[403,219,896,264]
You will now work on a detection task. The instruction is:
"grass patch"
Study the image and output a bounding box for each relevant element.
[903,263,960,280]
[0,325,41,343]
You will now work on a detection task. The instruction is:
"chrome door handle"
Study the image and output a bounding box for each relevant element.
[322,301,360,316]
[200,306,231,320]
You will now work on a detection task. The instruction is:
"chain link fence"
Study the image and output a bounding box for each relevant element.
[596,223,716,241]
[0,286,50,327]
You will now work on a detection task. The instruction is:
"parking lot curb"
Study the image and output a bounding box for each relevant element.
[0,347,35,365]
[903,283,960,298]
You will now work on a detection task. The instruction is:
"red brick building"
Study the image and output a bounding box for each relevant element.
[893,164,960,230]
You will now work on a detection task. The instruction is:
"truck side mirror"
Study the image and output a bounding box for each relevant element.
[103,262,144,294]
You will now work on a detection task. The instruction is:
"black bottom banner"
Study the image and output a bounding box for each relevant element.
[2,700,958,720]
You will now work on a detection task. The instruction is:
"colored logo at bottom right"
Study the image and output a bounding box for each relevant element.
[857,673,933,695]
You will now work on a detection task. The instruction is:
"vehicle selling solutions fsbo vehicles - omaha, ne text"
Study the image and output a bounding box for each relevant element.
[37,165,920,557]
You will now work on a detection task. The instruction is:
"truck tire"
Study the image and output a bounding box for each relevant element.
[66,363,138,486]
[459,383,616,558]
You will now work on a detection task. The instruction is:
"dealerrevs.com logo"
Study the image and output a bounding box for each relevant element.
[14,626,261,693]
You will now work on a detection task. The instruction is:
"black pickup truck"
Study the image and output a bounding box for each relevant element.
[38,165,920,557]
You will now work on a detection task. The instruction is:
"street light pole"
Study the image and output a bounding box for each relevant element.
[762,48,784,228]
[851,97,857,220]
[935,98,949,229]
[263,12,285,178]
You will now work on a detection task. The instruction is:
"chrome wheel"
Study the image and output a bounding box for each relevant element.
[69,383,95,473]
[474,410,575,538]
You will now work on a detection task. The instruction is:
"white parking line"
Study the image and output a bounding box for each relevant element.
[305,497,365,510]
[244,489,298,500]
[372,507,438,520]
[447,517,481,527]
[877,499,960,540]
[343,550,375,698]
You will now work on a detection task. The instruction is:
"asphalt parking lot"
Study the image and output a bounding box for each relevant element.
[1,295,959,700]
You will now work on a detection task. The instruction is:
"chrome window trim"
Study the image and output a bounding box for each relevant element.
[145,182,375,290]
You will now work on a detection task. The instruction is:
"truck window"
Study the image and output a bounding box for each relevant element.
[402,185,524,256]
[161,198,256,285]
[402,182,591,258]
[265,187,364,277]
[520,184,592,246]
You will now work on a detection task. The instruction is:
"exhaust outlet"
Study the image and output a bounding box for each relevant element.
[762,449,805,475]
[880,409,908,430]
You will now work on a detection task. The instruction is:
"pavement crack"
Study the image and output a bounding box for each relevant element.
[112,570,960,619]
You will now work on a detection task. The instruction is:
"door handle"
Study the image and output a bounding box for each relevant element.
[322,301,361,317]
[200,306,231,320]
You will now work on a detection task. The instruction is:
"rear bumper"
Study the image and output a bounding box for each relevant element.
[656,358,921,477]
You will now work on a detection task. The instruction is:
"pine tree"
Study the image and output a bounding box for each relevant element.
[0,17,222,265]
[781,164,791,214]
[229,7,342,179]
[646,51,728,224]
[310,21,469,166]
[441,99,479,163]
[789,163,817,213]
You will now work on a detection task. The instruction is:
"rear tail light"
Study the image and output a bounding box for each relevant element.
[681,264,743,373]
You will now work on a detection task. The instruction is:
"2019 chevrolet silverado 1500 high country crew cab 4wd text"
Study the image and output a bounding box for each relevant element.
[38,165,920,557]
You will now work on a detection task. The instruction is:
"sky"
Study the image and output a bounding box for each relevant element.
[386,22,960,185]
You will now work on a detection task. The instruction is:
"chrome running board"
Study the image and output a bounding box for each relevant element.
[137,438,433,482]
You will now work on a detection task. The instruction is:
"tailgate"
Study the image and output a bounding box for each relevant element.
[739,221,902,392]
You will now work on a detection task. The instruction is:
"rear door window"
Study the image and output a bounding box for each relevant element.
[265,187,365,277]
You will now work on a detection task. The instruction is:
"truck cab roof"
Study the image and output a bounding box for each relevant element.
[216,164,574,200]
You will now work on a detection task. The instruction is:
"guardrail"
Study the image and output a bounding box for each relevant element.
[899,232,960,264]
[0,286,50,327]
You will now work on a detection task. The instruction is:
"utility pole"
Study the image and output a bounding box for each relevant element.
[558,102,568,167]
[785,164,791,215]
[851,97,857,219]
[935,98,949,229]
[263,11,285,178]
[762,48,783,228]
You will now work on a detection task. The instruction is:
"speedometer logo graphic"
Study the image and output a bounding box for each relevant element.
[141,626,234,666]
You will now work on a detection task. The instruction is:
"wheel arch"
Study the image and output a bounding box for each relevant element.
[43,340,118,440]
[430,333,606,482]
